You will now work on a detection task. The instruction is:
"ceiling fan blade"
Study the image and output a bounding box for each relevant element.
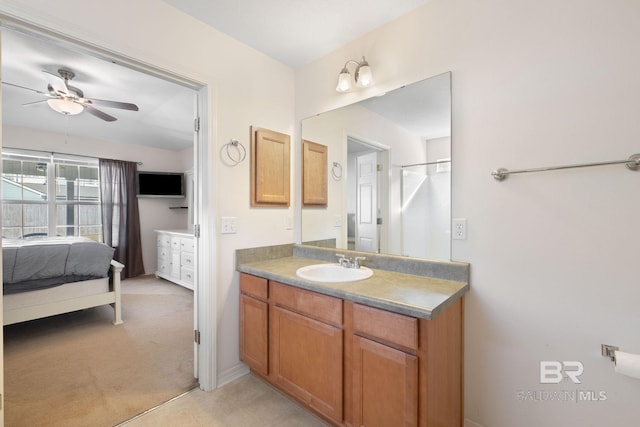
[42,70,69,95]
[2,81,54,97]
[83,104,117,122]
[22,99,49,107]
[81,97,139,111]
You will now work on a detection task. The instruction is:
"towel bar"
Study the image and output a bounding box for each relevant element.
[492,153,640,181]
[602,344,620,362]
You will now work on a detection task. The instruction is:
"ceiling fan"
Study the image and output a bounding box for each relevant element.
[3,68,139,122]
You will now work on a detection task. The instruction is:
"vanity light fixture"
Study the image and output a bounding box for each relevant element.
[335,56,374,92]
[47,98,84,115]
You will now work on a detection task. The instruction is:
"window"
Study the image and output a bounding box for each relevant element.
[2,149,103,241]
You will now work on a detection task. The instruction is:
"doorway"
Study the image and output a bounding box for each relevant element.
[0,21,210,423]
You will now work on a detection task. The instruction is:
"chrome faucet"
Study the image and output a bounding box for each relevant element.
[335,254,367,269]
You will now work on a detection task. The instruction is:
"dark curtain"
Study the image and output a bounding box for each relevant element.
[99,158,145,278]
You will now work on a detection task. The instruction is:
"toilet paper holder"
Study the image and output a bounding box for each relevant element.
[602,344,620,362]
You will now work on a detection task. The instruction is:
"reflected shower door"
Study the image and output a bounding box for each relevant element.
[401,162,450,259]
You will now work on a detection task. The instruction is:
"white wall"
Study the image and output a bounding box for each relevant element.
[0,0,295,389]
[3,125,192,275]
[296,0,640,426]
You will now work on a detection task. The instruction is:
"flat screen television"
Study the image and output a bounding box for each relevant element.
[136,171,185,198]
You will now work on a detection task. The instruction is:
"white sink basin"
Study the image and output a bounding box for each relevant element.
[296,263,373,283]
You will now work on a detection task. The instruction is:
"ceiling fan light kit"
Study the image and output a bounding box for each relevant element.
[3,67,139,122]
[335,56,375,93]
[47,98,83,115]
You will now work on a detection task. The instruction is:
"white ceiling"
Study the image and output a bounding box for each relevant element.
[163,0,430,68]
[1,28,196,152]
[2,1,435,152]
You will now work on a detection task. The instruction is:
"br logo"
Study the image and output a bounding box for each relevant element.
[540,361,584,384]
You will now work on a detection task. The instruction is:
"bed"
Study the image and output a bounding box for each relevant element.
[2,236,124,326]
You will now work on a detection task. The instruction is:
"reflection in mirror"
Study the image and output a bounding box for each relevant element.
[301,72,451,261]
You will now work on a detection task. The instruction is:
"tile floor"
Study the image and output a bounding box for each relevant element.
[119,374,329,426]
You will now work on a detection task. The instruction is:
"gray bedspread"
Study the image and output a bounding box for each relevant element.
[2,237,115,294]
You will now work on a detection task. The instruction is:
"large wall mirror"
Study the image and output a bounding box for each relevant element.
[301,71,451,261]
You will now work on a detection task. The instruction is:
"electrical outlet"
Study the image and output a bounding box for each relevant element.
[453,218,466,240]
[334,215,342,227]
[221,217,237,234]
[285,215,293,230]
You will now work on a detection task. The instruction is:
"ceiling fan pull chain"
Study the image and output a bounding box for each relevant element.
[64,115,69,144]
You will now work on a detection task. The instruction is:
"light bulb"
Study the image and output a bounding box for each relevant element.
[336,69,352,92]
[355,64,374,88]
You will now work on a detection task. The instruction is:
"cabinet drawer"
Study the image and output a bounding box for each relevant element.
[181,252,195,268]
[180,237,194,253]
[157,234,171,247]
[158,247,172,260]
[171,237,181,250]
[271,281,342,327]
[157,261,171,275]
[353,303,418,353]
[240,273,268,301]
[181,267,194,285]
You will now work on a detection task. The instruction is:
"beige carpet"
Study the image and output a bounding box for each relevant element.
[4,275,197,427]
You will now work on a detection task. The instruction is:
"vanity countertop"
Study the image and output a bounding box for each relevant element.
[237,256,469,320]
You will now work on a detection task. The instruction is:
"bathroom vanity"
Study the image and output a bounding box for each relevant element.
[237,244,469,427]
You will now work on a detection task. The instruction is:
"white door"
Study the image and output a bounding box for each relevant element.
[355,152,378,252]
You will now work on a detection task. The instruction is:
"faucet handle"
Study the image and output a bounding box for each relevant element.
[354,256,367,268]
[335,254,348,267]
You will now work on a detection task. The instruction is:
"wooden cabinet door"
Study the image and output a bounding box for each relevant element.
[302,139,328,206]
[271,305,343,422]
[353,336,418,427]
[239,294,268,376]
[251,126,291,206]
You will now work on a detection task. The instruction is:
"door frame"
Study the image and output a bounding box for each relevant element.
[0,16,217,394]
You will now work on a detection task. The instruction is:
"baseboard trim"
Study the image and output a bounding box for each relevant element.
[465,418,485,427]
[217,362,250,388]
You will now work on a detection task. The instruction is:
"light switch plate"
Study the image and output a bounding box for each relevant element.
[221,217,237,234]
